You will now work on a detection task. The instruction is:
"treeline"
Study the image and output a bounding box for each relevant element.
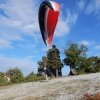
[0,67,45,86]
[38,43,100,76]
[0,43,100,86]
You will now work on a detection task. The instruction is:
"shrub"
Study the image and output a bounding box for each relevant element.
[0,72,8,86]
[25,72,45,82]
[6,67,24,83]
[82,92,100,100]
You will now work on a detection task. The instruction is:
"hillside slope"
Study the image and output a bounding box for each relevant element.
[0,73,100,100]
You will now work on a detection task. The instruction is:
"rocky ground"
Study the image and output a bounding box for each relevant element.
[0,73,100,100]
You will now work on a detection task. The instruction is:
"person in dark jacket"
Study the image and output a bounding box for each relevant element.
[44,67,52,80]
[44,67,48,80]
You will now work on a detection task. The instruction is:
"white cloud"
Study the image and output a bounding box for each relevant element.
[0,0,40,49]
[0,31,24,41]
[79,40,95,46]
[85,1,95,15]
[0,15,22,27]
[85,0,100,16]
[78,0,86,11]
[18,44,35,49]
[27,56,35,59]
[0,0,39,25]
[93,52,100,57]
[0,55,38,76]
[23,23,39,33]
[94,45,100,50]
[55,10,78,37]
[0,38,12,49]
[42,47,52,51]
[0,0,78,49]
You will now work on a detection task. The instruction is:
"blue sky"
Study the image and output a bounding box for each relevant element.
[0,0,100,76]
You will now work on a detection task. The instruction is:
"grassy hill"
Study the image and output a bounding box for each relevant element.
[0,73,100,100]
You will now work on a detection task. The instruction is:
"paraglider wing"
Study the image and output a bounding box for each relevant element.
[38,0,60,46]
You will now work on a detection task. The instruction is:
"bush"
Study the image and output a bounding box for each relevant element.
[6,67,24,83]
[0,72,8,86]
[82,92,100,100]
[94,68,100,72]
[84,67,94,73]
[25,72,45,82]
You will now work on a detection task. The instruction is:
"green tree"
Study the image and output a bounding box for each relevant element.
[47,45,63,77]
[25,72,35,82]
[6,67,24,83]
[37,45,63,77]
[85,56,100,73]
[63,43,88,75]
[95,57,100,72]
[37,56,47,75]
